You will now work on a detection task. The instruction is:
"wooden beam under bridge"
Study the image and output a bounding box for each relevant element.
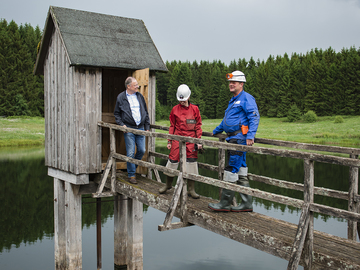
[95,171,360,270]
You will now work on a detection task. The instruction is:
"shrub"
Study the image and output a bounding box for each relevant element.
[303,110,317,123]
[334,116,344,123]
[287,104,302,122]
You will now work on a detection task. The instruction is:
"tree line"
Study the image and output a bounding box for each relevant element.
[156,47,360,120]
[1,19,359,119]
[0,19,43,116]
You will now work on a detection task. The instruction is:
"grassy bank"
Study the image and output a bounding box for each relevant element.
[1,116,359,148]
[0,117,45,147]
[156,115,360,148]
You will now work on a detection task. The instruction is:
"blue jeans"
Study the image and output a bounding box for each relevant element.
[123,128,146,177]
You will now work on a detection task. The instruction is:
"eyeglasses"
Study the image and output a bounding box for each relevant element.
[226,73,233,79]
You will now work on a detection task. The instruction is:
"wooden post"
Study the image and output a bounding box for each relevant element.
[126,198,143,270]
[147,74,156,180]
[218,138,226,200]
[287,203,310,270]
[54,178,66,269]
[110,128,116,193]
[303,159,314,270]
[179,141,188,224]
[96,198,102,270]
[218,138,225,181]
[348,154,359,241]
[114,194,128,267]
[65,181,82,269]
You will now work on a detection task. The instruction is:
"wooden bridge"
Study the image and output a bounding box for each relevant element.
[93,122,360,270]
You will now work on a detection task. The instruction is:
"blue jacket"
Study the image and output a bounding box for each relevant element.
[213,90,260,141]
[114,91,150,130]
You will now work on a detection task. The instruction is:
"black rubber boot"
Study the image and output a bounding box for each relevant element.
[188,180,200,199]
[159,176,174,194]
[231,176,253,212]
[208,189,235,212]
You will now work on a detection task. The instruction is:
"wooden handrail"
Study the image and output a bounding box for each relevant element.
[98,122,359,242]
[98,121,359,269]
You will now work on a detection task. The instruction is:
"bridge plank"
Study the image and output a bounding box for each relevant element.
[96,172,360,269]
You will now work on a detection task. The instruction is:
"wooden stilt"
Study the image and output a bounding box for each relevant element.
[65,182,82,269]
[54,178,66,269]
[114,194,128,267]
[126,198,143,270]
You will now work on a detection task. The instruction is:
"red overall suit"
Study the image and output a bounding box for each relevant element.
[168,103,202,161]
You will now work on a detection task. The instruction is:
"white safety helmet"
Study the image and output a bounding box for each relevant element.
[176,84,191,101]
[226,70,246,83]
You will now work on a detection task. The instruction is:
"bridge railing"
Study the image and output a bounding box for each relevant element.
[96,121,360,269]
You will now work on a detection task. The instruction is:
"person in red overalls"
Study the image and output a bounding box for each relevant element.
[159,84,203,199]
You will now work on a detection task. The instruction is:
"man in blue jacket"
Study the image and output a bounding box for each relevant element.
[208,71,260,212]
[114,77,150,184]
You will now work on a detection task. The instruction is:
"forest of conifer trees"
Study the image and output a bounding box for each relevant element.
[1,19,359,120]
[0,20,43,116]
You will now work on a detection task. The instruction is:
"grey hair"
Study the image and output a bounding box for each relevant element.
[125,77,135,89]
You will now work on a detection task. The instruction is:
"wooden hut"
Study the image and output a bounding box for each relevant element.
[34,6,167,181]
[34,6,167,269]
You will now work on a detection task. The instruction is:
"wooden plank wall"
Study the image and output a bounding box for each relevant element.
[44,29,102,175]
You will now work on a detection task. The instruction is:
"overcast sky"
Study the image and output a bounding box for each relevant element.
[2,0,360,65]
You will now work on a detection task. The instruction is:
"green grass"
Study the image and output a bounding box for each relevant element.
[0,116,45,147]
[156,116,360,148]
[1,116,359,148]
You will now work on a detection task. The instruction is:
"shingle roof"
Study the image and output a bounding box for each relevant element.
[34,6,168,75]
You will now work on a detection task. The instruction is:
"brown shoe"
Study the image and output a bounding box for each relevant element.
[128,176,137,184]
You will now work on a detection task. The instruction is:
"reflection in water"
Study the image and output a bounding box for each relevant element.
[0,146,357,269]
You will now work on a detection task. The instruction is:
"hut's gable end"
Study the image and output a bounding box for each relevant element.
[44,29,102,175]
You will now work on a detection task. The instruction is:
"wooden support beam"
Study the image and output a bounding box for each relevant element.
[54,178,66,269]
[303,159,314,270]
[126,198,143,270]
[93,155,116,198]
[348,154,359,241]
[114,194,128,267]
[179,141,188,224]
[49,167,89,185]
[110,128,116,193]
[159,173,184,231]
[65,181,82,269]
[287,203,310,270]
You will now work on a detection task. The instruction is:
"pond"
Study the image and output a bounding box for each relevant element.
[0,146,358,269]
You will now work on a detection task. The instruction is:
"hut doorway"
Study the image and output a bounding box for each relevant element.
[101,68,149,174]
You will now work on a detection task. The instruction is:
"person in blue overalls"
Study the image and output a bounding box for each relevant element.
[208,70,260,212]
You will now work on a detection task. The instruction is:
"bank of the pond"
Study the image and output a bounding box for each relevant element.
[1,116,360,148]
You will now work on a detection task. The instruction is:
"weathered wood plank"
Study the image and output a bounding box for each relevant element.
[348,154,359,240]
[48,167,89,185]
[54,178,66,269]
[99,122,360,167]
[287,203,310,270]
[151,150,350,200]
[112,151,360,221]
[94,156,113,196]
[126,198,143,269]
[160,173,184,230]
[96,173,360,269]
[64,182,82,269]
[114,194,128,266]
[151,124,360,155]
[303,159,314,270]
[179,142,188,224]
[255,137,360,155]
[68,66,75,173]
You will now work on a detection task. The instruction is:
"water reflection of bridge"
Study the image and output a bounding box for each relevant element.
[88,122,360,270]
